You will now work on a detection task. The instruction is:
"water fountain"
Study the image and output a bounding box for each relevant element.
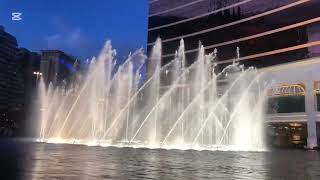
[36,38,267,151]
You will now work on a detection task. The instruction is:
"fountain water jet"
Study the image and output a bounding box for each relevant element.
[36,38,267,151]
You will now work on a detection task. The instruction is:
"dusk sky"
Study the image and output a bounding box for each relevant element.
[0,0,149,62]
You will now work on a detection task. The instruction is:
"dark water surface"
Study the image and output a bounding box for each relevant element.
[1,139,320,179]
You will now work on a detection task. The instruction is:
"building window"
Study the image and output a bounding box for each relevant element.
[314,81,320,111]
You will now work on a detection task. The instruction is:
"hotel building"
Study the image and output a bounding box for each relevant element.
[148,0,320,148]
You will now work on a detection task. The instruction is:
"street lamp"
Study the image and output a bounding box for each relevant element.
[33,71,43,81]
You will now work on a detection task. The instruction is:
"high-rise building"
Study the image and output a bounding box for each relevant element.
[148,0,320,69]
[0,26,24,112]
[0,26,24,136]
[17,48,41,97]
[16,48,41,136]
[40,50,80,87]
[0,26,80,136]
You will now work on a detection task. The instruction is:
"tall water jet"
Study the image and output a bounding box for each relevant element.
[36,39,267,151]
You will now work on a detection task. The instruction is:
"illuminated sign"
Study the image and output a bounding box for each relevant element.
[267,84,305,97]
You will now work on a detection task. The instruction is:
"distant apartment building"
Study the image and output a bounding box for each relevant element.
[0,26,24,112]
[0,26,80,136]
[16,48,41,136]
[40,50,80,87]
[18,48,41,95]
[0,26,25,136]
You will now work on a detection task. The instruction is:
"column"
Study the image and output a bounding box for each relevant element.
[305,80,318,148]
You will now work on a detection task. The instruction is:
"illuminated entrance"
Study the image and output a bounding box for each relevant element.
[266,84,307,148]
[267,123,307,148]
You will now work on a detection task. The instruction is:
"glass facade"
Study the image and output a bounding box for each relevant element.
[314,81,320,111]
[148,0,320,68]
[316,94,320,111]
[267,96,305,114]
[267,84,306,113]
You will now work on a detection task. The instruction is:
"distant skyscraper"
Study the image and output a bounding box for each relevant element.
[16,48,41,136]
[40,50,80,87]
[17,48,41,96]
[0,26,80,136]
[0,26,24,111]
[0,26,25,136]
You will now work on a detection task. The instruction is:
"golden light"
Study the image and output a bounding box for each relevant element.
[289,123,302,127]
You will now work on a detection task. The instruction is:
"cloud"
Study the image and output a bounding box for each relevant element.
[44,17,144,62]
[45,18,94,60]
[47,28,86,48]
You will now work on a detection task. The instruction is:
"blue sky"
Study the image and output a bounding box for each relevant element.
[0,0,149,62]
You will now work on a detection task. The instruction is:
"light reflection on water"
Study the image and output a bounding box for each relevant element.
[1,140,320,179]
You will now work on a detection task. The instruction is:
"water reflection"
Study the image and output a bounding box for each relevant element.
[1,140,320,179]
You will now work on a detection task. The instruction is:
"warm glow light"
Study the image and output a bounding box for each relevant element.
[289,123,302,127]
[33,71,43,76]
